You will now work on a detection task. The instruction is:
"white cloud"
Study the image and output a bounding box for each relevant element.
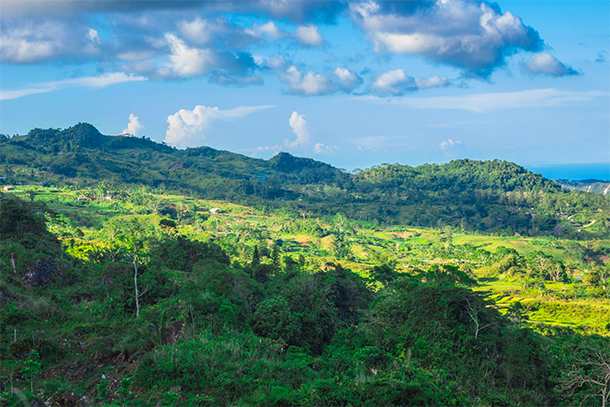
[256,54,288,69]
[372,69,448,96]
[415,76,449,90]
[246,21,286,40]
[334,67,362,91]
[178,18,214,46]
[0,72,146,101]
[439,139,462,151]
[88,28,101,44]
[372,69,416,96]
[281,66,335,95]
[295,25,323,47]
[0,19,101,63]
[165,104,274,148]
[268,55,288,69]
[118,31,259,81]
[285,111,311,148]
[523,52,578,77]
[122,113,145,136]
[313,143,337,154]
[159,33,214,78]
[351,0,543,76]
[359,89,607,113]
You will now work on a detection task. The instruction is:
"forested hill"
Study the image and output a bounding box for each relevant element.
[1,123,608,237]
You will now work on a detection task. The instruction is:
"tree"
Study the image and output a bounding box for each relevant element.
[560,339,610,407]
[270,242,280,268]
[251,245,260,267]
[21,349,41,393]
[370,264,398,287]
[548,260,567,282]
[118,220,149,317]
[462,295,496,339]
[252,295,301,345]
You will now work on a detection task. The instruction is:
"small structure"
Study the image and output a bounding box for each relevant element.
[209,208,221,214]
[2,186,14,191]
[76,196,88,202]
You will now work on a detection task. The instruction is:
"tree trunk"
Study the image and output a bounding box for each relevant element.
[134,255,140,317]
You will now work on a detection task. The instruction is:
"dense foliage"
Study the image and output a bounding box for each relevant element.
[1,194,609,406]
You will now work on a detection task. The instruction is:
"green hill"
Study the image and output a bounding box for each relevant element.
[1,123,608,237]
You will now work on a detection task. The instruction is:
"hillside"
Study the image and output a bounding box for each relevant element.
[1,123,608,237]
[555,179,610,195]
[1,188,609,406]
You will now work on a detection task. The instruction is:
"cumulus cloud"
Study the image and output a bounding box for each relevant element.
[165,104,274,147]
[0,0,562,94]
[295,25,323,47]
[122,113,145,136]
[415,76,449,89]
[158,33,215,78]
[143,33,259,81]
[359,89,607,112]
[440,139,462,150]
[334,67,362,91]
[286,111,311,148]
[177,18,216,46]
[372,69,449,96]
[246,21,286,41]
[0,19,102,63]
[523,52,579,77]
[0,72,146,101]
[351,0,543,77]
[372,69,417,95]
[313,143,337,154]
[280,66,335,95]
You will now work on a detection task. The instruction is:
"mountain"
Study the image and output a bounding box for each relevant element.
[554,179,610,196]
[1,123,608,237]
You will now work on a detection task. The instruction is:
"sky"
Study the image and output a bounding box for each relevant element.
[1,0,608,174]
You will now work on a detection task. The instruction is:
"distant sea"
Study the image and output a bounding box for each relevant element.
[524,163,610,181]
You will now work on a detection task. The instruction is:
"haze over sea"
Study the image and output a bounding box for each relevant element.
[525,163,610,181]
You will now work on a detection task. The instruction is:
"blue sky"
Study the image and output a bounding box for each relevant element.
[1,0,608,172]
